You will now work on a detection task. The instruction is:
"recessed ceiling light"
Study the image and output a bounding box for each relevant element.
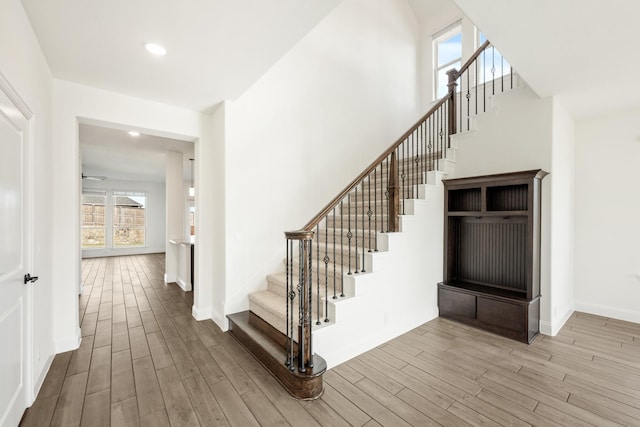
[127,131,140,137]
[145,43,167,56]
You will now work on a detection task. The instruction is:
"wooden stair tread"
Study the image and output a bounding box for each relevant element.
[227,311,326,400]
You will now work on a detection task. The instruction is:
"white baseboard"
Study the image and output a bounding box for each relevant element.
[540,306,573,336]
[177,278,192,292]
[32,354,55,404]
[191,305,227,331]
[192,304,212,321]
[212,310,228,332]
[164,273,176,284]
[54,328,81,353]
[574,301,640,324]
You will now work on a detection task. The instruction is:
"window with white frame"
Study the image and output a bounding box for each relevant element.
[113,191,146,247]
[433,22,462,100]
[82,190,147,249]
[81,191,107,249]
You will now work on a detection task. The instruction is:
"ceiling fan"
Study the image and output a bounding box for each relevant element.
[81,173,108,181]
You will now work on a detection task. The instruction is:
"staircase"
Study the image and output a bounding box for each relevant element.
[227,40,523,399]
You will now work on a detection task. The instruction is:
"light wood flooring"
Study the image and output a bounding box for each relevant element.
[20,254,640,426]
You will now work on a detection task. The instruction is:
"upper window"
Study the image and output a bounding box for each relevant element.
[433,23,462,99]
[113,191,146,247]
[81,191,106,249]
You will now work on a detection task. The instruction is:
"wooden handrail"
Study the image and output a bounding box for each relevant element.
[454,40,491,80]
[296,39,496,233]
[299,95,449,232]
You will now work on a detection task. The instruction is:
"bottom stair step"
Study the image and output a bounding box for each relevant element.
[227,311,326,400]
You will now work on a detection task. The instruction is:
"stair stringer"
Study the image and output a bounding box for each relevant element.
[312,171,447,368]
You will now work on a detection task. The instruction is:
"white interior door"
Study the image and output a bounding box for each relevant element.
[0,77,33,427]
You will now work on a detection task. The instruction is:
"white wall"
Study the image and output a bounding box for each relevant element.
[165,151,183,282]
[193,104,226,324]
[222,0,421,321]
[51,80,202,353]
[574,107,640,323]
[80,179,166,258]
[549,98,575,333]
[0,0,55,399]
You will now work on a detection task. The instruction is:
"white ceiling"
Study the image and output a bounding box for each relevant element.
[451,0,640,119]
[80,124,194,183]
[31,0,633,184]
[407,0,457,24]
[22,0,341,183]
[21,0,341,112]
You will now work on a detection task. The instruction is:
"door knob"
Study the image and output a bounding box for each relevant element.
[24,273,39,285]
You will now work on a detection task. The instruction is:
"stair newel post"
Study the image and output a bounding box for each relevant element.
[446,68,458,145]
[387,151,400,232]
[284,230,315,373]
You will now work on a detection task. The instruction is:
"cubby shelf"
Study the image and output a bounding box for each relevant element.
[438,169,548,343]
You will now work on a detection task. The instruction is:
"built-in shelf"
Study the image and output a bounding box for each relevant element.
[439,169,548,343]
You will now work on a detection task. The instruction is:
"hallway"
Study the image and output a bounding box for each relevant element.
[20,254,640,426]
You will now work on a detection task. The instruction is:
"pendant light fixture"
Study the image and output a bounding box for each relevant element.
[189,158,195,197]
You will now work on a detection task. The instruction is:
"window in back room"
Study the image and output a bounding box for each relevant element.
[81,191,107,249]
[113,191,146,247]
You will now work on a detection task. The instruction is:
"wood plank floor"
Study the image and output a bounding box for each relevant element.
[20,254,640,426]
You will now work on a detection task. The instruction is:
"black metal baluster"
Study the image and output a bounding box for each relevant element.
[316,224,320,325]
[444,101,449,155]
[401,142,405,215]
[324,218,329,322]
[416,127,420,185]
[418,123,423,182]
[368,173,372,253]
[297,241,303,372]
[483,48,486,113]
[501,55,504,93]
[428,118,431,172]
[289,239,295,371]
[437,109,440,164]
[347,194,352,274]
[374,166,378,252]
[466,70,470,131]
[422,122,426,179]
[510,62,513,89]
[422,121,426,175]
[407,132,415,199]
[332,208,337,299]
[361,182,366,272]
[340,200,344,296]
[307,239,313,370]
[438,107,442,164]
[434,109,438,170]
[383,158,388,233]
[285,239,290,367]
[475,58,478,115]
[459,70,463,131]
[492,45,495,95]
[354,186,359,274]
